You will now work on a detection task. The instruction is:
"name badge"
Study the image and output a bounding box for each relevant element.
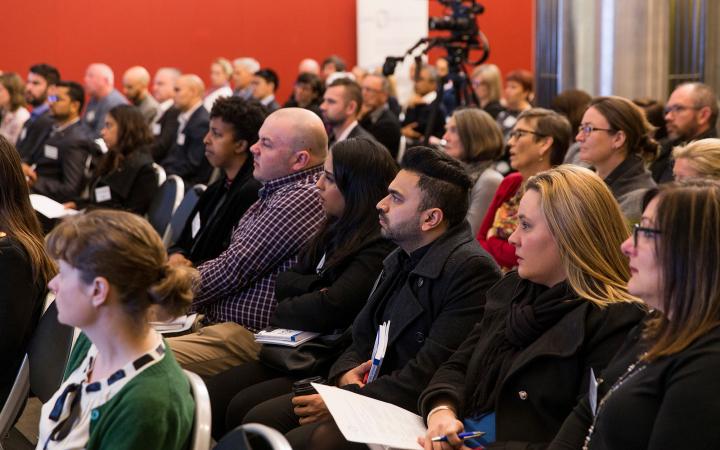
[44,145,59,160]
[177,133,186,146]
[86,110,96,123]
[20,127,27,142]
[95,186,112,203]
[191,212,201,238]
[152,123,162,136]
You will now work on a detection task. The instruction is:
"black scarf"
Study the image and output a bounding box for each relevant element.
[466,277,582,416]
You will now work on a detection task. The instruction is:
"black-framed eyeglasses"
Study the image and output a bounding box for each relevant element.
[509,128,544,140]
[663,104,700,115]
[633,223,661,247]
[577,124,615,136]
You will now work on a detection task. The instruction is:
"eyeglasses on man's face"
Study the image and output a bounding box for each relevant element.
[577,124,615,136]
[663,104,700,116]
[632,223,661,248]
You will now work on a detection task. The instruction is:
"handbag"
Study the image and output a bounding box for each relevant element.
[259,328,352,376]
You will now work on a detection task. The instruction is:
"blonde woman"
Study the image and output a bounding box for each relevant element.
[672,137,720,180]
[470,64,504,119]
[419,165,647,450]
[442,108,504,235]
[204,57,234,111]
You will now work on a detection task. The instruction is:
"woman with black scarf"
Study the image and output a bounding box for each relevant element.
[419,165,647,450]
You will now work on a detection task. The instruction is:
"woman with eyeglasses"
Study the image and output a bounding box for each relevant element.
[420,166,646,450]
[549,179,720,450]
[442,108,504,235]
[470,64,505,120]
[37,210,196,450]
[477,108,571,271]
[576,96,657,222]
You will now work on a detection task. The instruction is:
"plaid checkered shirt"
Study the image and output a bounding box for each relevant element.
[191,164,325,331]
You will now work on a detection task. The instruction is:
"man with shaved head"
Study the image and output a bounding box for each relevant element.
[122,65,158,123]
[298,58,320,76]
[150,67,182,161]
[160,74,211,185]
[232,57,260,100]
[169,107,327,376]
[82,62,128,136]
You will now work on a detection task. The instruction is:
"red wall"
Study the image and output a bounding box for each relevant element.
[2,0,533,103]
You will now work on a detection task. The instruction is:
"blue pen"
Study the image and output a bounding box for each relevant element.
[431,431,485,442]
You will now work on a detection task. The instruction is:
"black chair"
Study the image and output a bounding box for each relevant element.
[214,423,292,450]
[146,175,184,236]
[0,301,74,449]
[162,183,207,248]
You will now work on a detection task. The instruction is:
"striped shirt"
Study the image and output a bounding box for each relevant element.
[192,165,325,331]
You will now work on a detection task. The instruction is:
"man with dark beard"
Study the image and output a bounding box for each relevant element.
[16,64,60,162]
[320,78,375,146]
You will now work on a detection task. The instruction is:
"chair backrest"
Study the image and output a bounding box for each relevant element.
[153,163,167,187]
[0,356,29,444]
[183,370,211,450]
[162,184,207,248]
[214,423,292,450]
[28,302,75,403]
[146,175,184,236]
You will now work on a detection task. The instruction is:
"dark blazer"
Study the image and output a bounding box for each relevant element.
[482,100,505,120]
[31,121,97,203]
[360,108,402,158]
[402,99,447,140]
[16,110,54,163]
[270,235,396,333]
[328,222,502,413]
[650,128,718,184]
[419,272,647,450]
[150,106,181,163]
[161,106,211,186]
[346,124,376,141]
[86,148,158,215]
[168,156,260,265]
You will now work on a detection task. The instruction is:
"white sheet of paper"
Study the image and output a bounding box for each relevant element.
[313,383,425,450]
[29,194,79,219]
[191,212,201,238]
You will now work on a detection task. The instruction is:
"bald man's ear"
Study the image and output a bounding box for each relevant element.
[291,149,311,171]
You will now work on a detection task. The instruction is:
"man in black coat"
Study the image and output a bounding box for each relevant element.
[321,77,377,147]
[161,74,212,186]
[359,74,401,158]
[16,64,60,163]
[650,82,718,183]
[149,67,181,162]
[167,96,267,266]
[25,81,97,203]
[242,146,501,449]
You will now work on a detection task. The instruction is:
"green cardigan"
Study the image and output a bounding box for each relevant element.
[59,334,194,450]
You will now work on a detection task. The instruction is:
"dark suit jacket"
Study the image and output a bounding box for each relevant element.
[161,106,211,186]
[168,156,260,265]
[16,110,54,163]
[346,123,376,141]
[150,106,181,163]
[402,99,447,140]
[86,148,158,215]
[31,121,97,203]
[419,272,647,450]
[328,222,501,413]
[360,108,401,158]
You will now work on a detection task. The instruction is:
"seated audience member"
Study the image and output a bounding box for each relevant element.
[284,72,324,117]
[16,64,60,162]
[496,70,534,140]
[470,64,505,120]
[633,97,668,141]
[204,57,234,111]
[672,138,720,180]
[443,108,504,235]
[551,88,592,166]
[0,73,30,144]
[401,65,446,145]
[419,166,646,450]
[206,138,398,438]
[25,81,97,203]
[82,63,128,136]
[0,136,55,406]
[478,108,571,271]
[358,74,402,158]
[550,180,720,450]
[161,74,212,186]
[122,66,159,124]
[39,210,195,450]
[576,96,657,222]
[167,97,267,266]
[650,82,718,183]
[321,78,375,146]
[298,58,321,76]
[232,57,261,100]
[251,69,281,112]
[351,66,368,85]
[169,108,327,377]
[149,67,181,162]
[321,55,347,82]
[244,146,502,449]
[67,105,157,214]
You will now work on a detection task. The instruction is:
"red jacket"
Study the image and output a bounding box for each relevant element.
[476,172,523,269]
